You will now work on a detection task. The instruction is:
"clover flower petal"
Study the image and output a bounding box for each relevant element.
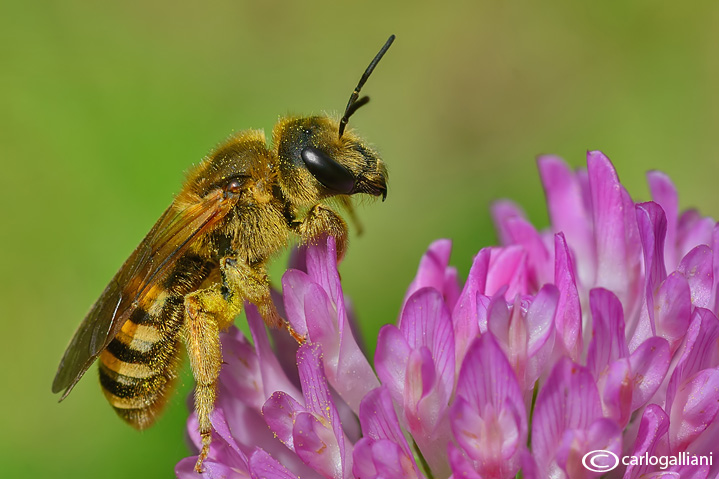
[178,151,719,478]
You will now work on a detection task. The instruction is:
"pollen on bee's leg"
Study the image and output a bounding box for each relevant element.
[283,320,306,344]
[298,205,348,262]
[182,288,224,475]
[195,434,211,473]
[256,297,282,329]
[192,381,216,469]
[257,297,304,343]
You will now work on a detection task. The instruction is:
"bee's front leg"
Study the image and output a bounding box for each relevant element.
[297,203,348,260]
[182,284,239,473]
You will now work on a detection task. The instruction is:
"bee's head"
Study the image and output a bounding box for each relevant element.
[273,35,394,207]
[273,116,387,205]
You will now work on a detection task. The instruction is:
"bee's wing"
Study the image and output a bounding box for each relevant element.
[52,189,236,400]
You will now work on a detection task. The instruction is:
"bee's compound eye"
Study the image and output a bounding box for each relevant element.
[300,147,355,194]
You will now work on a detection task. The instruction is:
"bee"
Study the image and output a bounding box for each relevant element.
[52,35,394,472]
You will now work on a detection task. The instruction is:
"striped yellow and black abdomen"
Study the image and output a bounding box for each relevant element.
[98,254,215,430]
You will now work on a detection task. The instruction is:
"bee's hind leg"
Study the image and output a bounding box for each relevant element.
[181,285,241,473]
[183,257,305,472]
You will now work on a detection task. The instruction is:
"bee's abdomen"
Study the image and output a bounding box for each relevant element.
[98,254,215,429]
[98,304,183,429]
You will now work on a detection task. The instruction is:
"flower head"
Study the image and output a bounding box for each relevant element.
[177,151,719,479]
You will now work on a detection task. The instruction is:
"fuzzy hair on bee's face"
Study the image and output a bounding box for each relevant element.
[272,115,387,207]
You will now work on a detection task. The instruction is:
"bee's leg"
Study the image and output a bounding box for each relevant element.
[221,256,305,343]
[298,203,349,261]
[182,257,306,472]
[182,286,241,473]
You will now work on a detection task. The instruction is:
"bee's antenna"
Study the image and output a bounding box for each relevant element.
[338,34,395,138]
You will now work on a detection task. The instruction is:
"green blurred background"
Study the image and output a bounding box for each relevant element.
[2,1,718,477]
